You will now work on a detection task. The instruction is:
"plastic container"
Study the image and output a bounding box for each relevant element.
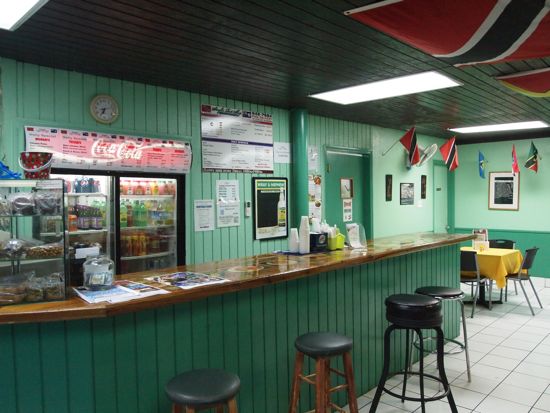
[0,275,28,305]
[328,233,346,250]
[83,255,114,291]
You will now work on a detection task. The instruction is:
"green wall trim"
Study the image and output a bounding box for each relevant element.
[290,108,309,228]
[0,247,460,413]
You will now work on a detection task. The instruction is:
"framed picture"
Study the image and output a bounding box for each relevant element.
[421,175,427,199]
[252,177,288,240]
[489,172,519,210]
[400,183,414,205]
[340,178,353,199]
[385,174,392,201]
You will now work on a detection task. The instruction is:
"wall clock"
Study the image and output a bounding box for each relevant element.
[90,94,119,124]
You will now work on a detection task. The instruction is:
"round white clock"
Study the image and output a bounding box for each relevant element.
[90,94,119,124]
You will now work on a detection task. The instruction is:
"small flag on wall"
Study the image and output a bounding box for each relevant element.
[440,137,459,171]
[525,142,539,172]
[399,127,420,166]
[479,151,487,178]
[512,145,520,174]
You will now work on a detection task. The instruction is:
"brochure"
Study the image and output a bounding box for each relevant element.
[145,271,229,290]
[74,280,169,304]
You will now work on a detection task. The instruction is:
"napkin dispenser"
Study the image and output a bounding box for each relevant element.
[309,232,328,252]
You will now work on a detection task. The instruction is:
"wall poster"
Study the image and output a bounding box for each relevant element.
[24,126,192,174]
[385,174,392,201]
[216,180,241,228]
[400,183,414,205]
[489,172,519,210]
[252,177,288,240]
[200,104,273,173]
[308,174,322,221]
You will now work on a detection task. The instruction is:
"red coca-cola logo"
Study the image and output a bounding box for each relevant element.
[91,139,143,160]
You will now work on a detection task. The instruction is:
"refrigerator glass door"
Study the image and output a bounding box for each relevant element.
[50,173,114,286]
[119,177,177,273]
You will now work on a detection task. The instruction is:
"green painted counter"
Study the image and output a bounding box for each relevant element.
[0,233,471,413]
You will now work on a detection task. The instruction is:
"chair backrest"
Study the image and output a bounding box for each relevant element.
[460,250,479,273]
[520,247,539,271]
[489,239,516,249]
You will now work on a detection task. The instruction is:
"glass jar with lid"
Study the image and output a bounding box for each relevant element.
[83,255,114,290]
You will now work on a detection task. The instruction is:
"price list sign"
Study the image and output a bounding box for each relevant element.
[25,126,192,174]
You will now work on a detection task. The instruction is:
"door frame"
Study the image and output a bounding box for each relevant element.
[432,160,454,233]
[325,145,373,238]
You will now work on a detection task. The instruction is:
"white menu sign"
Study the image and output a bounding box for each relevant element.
[24,126,192,174]
[200,104,273,173]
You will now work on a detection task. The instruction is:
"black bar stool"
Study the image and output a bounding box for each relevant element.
[415,286,471,382]
[369,294,458,413]
[289,332,359,413]
[165,368,240,413]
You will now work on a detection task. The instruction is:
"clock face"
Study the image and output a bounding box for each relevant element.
[90,95,119,124]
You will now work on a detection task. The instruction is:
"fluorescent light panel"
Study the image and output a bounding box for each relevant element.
[449,121,549,134]
[309,71,461,104]
[0,0,48,31]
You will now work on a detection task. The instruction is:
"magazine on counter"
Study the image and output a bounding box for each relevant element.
[74,280,169,304]
[145,271,229,290]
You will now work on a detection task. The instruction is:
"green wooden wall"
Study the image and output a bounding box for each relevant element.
[0,245,460,413]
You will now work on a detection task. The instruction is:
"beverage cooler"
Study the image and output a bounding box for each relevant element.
[51,171,184,284]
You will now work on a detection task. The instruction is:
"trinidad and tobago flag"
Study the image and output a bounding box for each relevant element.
[512,144,520,174]
[440,137,459,171]
[345,0,550,66]
[399,127,420,165]
[496,67,550,97]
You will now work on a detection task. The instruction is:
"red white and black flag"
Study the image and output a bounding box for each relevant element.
[345,0,550,66]
[399,127,420,165]
[440,137,459,171]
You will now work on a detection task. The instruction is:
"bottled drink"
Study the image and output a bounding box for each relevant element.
[139,234,147,256]
[127,180,135,195]
[158,180,166,195]
[151,180,159,195]
[120,203,127,228]
[126,203,134,227]
[120,180,129,195]
[135,181,144,195]
[139,202,147,227]
[131,234,140,256]
[145,181,152,195]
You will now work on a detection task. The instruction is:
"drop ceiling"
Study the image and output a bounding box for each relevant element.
[0,0,549,143]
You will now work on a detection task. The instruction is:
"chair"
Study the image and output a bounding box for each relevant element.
[460,250,491,317]
[488,239,516,249]
[505,247,543,316]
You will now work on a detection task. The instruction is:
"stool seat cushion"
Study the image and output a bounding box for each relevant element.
[165,368,240,407]
[385,294,442,328]
[295,332,352,357]
[415,286,464,299]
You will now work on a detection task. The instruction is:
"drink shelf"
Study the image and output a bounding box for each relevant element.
[68,229,109,235]
[0,214,63,219]
[121,225,174,231]
[120,194,174,200]
[67,193,107,197]
[120,251,174,261]
[0,256,64,263]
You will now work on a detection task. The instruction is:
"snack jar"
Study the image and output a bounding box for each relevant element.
[83,255,114,291]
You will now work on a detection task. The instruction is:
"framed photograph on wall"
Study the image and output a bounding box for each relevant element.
[400,183,414,205]
[252,177,288,240]
[421,175,427,199]
[385,174,392,201]
[489,172,519,210]
[340,178,353,199]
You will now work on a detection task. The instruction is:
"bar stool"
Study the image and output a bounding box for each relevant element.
[369,294,457,413]
[165,368,240,412]
[289,332,359,413]
[415,286,471,382]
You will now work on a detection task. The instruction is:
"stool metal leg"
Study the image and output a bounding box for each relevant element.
[289,352,304,413]
[417,328,426,413]
[402,329,410,401]
[459,300,471,382]
[343,352,359,413]
[369,325,395,413]
[435,327,458,413]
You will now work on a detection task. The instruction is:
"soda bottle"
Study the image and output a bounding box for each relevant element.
[158,180,166,195]
[135,181,144,195]
[126,202,134,227]
[120,203,127,228]
[139,202,147,227]
[145,181,152,195]
[151,180,159,195]
[121,180,129,195]
[132,234,140,256]
[127,180,135,195]
[139,234,147,256]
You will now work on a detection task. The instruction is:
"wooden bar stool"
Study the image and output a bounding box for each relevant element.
[165,368,240,413]
[289,332,359,413]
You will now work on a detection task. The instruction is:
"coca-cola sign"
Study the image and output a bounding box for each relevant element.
[25,126,192,174]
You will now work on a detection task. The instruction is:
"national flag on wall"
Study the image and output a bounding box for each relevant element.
[440,137,459,171]
[496,68,550,97]
[344,0,550,66]
[525,142,539,172]
[479,151,487,178]
[512,144,520,174]
[399,127,420,165]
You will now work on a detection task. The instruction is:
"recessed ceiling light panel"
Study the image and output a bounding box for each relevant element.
[309,71,461,105]
[0,0,48,31]
[449,121,549,134]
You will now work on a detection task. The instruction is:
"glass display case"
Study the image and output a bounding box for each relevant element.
[0,179,67,305]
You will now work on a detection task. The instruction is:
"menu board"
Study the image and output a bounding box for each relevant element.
[200,104,273,173]
[24,126,192,174]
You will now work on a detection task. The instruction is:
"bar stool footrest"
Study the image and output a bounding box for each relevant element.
[413,336,466,355]
[383,371,451,403]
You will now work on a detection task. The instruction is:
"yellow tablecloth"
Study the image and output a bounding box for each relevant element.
[460,247,523,288]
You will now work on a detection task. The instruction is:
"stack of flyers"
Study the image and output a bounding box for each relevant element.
[113,280,169,299]
[145,272,229,290]
[74,280,169,304]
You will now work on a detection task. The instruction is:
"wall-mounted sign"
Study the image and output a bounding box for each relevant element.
[200,104,273,173]
[24,126,192,174]
[252,177,288,240]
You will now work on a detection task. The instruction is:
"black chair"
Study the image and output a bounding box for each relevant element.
[505,247,543,316]
[488,239,516,249]
[460,250,491,317]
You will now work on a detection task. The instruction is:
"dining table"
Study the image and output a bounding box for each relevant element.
[461,246,523,306]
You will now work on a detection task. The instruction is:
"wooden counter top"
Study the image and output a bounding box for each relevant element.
[0,232,474,324]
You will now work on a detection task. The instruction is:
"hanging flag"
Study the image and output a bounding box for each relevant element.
[399,127,420,165]
[479,151,487,178]
[496,68,550,98]
[440,137,459,171]
[512,144,520,174]
[525,141,539,172]
[344,0,550,66]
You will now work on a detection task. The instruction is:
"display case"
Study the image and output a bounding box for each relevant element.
[0,179,67,305]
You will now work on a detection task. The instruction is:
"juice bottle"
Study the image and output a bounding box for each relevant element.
[158,180,166,195]
[151,180,159,195]
[120,180,129,195]
[145,181,152,195]
[120,203,127,228]
[127,180,135,195]
[135,181,144,195]
[139,234,147,255]
[126,202,133,227]
[132,234,140,256]
[164,200,174,225]
[139,202,147,227]
[125,234,133,256]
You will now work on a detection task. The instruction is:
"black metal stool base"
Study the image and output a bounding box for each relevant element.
[382,371,451,403]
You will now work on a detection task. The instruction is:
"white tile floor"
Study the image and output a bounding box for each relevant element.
[356,277,550,412]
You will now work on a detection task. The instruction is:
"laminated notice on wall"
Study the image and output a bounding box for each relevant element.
[216,180,240,228]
